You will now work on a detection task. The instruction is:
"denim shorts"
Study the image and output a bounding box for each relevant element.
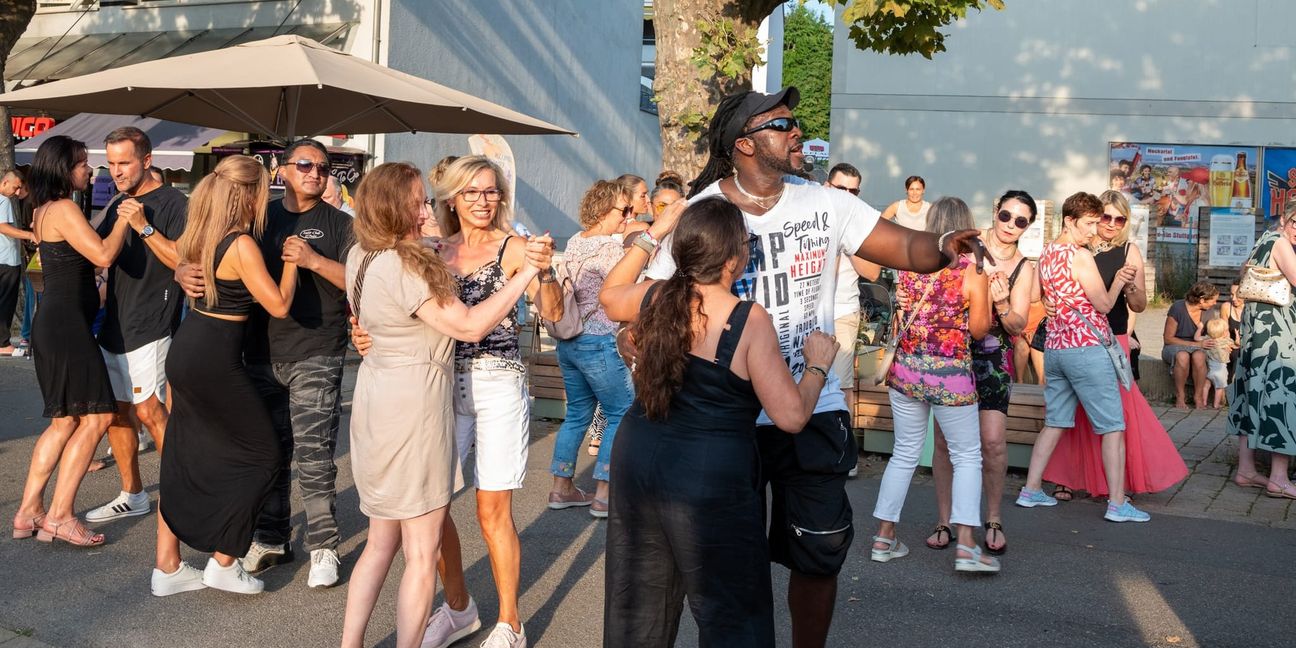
[1043,345,1125,434]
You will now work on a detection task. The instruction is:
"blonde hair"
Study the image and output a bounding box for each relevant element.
[354,162,456,305]
[1098,189,1132,248]
[1205,317,1229,339]
[579,180,622,230]
[177,155,269,308]
[433,155,513,236]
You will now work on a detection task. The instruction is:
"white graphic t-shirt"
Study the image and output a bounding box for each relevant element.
[645,177,881,425]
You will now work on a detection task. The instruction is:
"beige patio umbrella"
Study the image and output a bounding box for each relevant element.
[0,35,576,140]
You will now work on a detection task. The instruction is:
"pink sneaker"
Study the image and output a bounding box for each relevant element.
[547,488,595,510]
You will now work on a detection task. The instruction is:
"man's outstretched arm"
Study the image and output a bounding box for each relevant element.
[854,217,983,274]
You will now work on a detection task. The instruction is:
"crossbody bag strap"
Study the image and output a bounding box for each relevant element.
[892,282,936,341]
[350,250,383,322]
[1063,301,1113,347]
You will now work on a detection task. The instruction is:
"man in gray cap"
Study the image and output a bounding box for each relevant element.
[634,86,985,647]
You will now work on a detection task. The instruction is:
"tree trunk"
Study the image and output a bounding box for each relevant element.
[0,1,39,171]
[653,0,780,180]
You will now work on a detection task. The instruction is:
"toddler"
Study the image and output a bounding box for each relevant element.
[1200,318,1236,408]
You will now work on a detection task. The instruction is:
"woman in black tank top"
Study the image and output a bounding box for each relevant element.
[599,198,839,648]
[154,155,300,597]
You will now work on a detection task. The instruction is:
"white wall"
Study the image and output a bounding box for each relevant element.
[830,0,1296,220]
[383,0,660,237]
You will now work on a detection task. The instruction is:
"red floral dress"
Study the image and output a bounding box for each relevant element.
[887,258,977,406]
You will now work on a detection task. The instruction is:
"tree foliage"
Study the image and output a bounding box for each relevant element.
[781,2,832,142]
[0,0,38,170]
[654,0,1003,177]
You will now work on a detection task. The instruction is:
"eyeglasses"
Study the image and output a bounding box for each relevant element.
[829,183,860,196]
[423,198,435,208]
[742,117,800,137]
[458,188,503,203]
[997,210,1033,230]
[1099,213,1128,227]
[290,160,330,176]
[653,200,677,214]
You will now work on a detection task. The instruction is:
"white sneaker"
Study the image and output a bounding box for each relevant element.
[151,561,207,597]
[307,548,341,588]
[85,490,151,522]
[479,622,526,648]
[137,430,152,452]
[241,541,293,573]
[202,557,264,594]
[422,597,482,648]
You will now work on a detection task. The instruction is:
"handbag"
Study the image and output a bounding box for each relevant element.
[1066,304,1133,391]
[873,283,934,386]
[540,256,594,341]
[1238,252,1292,307]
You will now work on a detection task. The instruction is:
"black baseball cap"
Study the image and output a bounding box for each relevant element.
[717,86,801,153]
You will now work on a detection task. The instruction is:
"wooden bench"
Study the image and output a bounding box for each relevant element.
[851,347,1046,468]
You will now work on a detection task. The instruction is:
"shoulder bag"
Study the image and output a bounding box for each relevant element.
[540,255,594,341]
[873,282,935,386]
[1237,245,1292,307]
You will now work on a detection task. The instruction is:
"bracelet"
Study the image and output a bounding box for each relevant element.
[641,229,659,245]
[805,365,828,380]
[632,233,658,255]
[538,268,557,284]
[936,231,953,252]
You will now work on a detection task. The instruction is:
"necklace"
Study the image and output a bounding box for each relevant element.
[1093,240,1114,254]
[733,174,784,209]
[983,231,1018,262]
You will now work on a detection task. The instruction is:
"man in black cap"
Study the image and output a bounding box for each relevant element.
[641,86,983,647]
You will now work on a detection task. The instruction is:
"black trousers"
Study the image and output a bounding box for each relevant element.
[0,264,21,348]
[604,417,774,648]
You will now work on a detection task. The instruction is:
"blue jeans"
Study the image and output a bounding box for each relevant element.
[551,333,633,482]
[20,275,37,342]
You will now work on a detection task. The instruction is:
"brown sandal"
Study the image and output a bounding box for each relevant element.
[925,525,953,550]
[36,518,105,547]
[983,521,1007,555]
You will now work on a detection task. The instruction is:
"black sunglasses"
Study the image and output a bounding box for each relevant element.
[1100,213,1128,227]
[290,159,330,176]
[997,210,1033,230]
[829,183,860,196]
[742,116,799,137]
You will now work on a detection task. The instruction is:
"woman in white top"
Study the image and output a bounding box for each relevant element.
[880,175,931,230]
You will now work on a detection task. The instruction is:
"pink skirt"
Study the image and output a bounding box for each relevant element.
[1042,335,1188,496]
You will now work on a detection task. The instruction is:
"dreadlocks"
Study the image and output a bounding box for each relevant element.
[686,93,751,199]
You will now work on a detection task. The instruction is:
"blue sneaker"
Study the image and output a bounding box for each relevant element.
[1104,499,1151,523]
[1015,488,1058,508]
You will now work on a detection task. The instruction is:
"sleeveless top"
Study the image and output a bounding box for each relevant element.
[888,257,977,406]
[455,235,521,364]
[1093,243,1131,335]
[626,285,760,435]
[894,200,931,231]
[975,257,1028,354]
[195,232,257,316]
[38,239,98,318]
[1040,242,1108,349]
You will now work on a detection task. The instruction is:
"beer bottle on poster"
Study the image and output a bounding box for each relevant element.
[1233,152,1252,204]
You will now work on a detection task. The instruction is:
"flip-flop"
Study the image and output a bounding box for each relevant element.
[1234,474,1269,489]
[983,521,1007,556]
[1264,484,1296,500]
[925,525,952,550]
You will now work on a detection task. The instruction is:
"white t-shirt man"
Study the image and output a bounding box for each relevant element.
[646,177,881,425]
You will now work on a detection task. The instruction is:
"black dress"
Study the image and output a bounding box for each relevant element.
[159,233,281,556]
[32,240,115,418]
[605,297,773,648]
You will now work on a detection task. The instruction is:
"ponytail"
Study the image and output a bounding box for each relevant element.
[631,274,700,420]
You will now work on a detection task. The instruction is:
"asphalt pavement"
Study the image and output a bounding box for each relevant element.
[1,358,1293,648]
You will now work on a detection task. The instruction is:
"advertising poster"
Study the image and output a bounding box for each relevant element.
[1261,146,1296,219]
[1129,203,1150,258]
[1207,209,1255,267]
[1109,142,1258,242]
[213,142,366,195]
[1015,200,1048,259]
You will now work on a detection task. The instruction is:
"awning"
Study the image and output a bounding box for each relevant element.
[15,113,227,171]
[6,22,350,83]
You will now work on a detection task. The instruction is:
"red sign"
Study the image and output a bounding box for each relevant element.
[10,116,56,141]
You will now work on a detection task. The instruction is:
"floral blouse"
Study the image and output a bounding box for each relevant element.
[561,233,624,337]
[887,257,977,406]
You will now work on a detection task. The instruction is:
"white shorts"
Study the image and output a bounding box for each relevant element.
[102,337,170,405]
[453,360,530,491]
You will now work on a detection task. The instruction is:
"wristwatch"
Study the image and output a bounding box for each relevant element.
[139,224,156,239]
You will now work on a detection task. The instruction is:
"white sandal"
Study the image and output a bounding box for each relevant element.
[870,535,909,563]
[954,543,1001,573]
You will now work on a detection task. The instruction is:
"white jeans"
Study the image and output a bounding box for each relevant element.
[874,389,983,528]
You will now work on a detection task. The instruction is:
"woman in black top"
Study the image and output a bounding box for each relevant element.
[598,197,838,648]
[153,155,299,597]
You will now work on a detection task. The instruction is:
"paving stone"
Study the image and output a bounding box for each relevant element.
[1248,496,1292,525]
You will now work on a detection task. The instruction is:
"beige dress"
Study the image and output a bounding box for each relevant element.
[345,247,462,519]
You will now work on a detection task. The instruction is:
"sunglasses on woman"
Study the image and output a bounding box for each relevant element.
[997,210,1033,230]
[742,117,800,137]
[1100,213,1128,227]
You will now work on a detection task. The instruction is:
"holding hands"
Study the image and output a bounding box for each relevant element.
[524,234,555,276]
[118,198,148,233]
[281,236,315,270]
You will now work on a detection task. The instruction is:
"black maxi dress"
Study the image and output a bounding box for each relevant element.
[159,233,282,556]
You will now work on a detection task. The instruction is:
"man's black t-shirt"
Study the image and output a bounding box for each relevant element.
[243,199,353,363]
[97,185,188,354]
